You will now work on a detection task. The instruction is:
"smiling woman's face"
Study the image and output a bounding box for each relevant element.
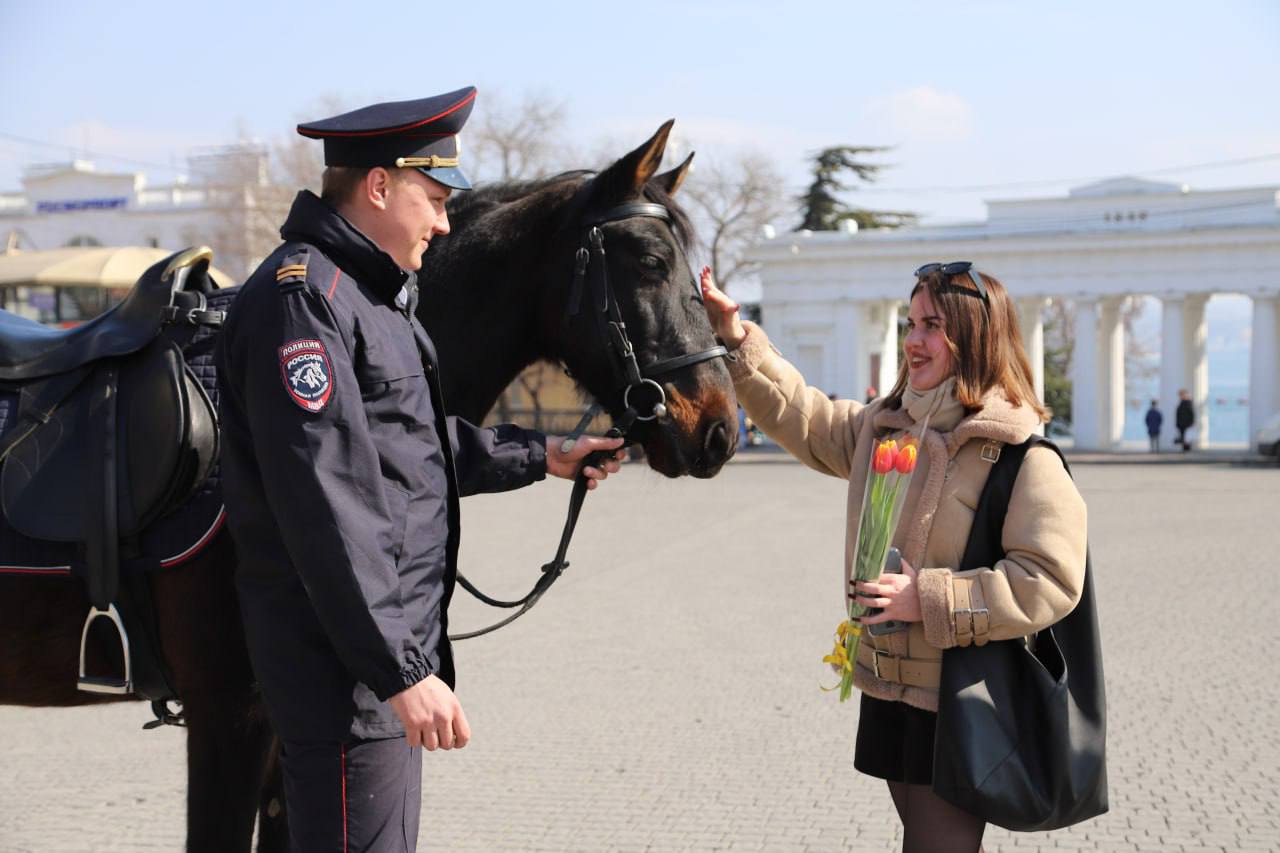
[903,290,954,391]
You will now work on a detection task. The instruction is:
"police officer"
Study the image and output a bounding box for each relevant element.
[215,86,624,852]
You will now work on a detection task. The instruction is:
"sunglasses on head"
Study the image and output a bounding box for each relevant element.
[914,261,989,303]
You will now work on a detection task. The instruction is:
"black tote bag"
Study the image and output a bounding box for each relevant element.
[931,437,1108,831]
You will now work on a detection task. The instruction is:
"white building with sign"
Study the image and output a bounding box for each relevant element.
[750,178,1280,449]
[1,149,274,289]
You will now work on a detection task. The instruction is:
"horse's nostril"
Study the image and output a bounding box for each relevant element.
[703,419,734,462]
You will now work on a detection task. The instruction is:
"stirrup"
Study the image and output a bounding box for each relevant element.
[77,604,133,695]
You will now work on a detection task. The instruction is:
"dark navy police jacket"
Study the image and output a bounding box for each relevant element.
[216,191,546,741]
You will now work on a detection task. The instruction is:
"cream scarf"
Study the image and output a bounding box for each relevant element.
[902,377,964,433]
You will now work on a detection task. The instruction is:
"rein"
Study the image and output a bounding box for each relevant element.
[449,198,728,640]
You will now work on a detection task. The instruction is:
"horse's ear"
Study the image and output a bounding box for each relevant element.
[652,151,694,196]
[592,120,674,202]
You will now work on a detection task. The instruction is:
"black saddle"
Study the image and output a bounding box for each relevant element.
[0,247,224,699]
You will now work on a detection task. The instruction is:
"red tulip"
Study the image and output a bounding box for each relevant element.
[895,443,918,474]
[872,440,897,474]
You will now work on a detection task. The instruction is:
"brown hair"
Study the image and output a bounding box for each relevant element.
[319,166,406,206]
[887,269,1051,423]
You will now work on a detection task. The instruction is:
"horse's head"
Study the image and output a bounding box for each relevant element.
[550,122,738,478]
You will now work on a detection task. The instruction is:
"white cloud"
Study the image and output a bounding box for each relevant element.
[866,86,974,144]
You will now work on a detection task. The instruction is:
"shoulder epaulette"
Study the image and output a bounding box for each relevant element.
[275,249,310,292]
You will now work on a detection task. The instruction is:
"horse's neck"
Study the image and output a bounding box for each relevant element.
[424,285,539,422]
[420,225,553,421]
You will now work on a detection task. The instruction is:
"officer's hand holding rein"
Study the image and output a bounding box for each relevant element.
[546,434,626,490]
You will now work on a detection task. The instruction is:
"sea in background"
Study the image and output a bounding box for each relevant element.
[1120,296,1253,447]
[1122,379,1250,447]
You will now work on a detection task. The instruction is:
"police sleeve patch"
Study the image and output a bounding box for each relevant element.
[279,339,334,412]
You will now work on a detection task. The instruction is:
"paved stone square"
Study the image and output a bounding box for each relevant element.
[2,452,1278,852]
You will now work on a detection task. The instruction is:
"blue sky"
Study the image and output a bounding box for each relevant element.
[2,0,1277,224]
[1,0,1274,434]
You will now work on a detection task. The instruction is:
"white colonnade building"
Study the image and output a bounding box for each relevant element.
[749,178,1280,450]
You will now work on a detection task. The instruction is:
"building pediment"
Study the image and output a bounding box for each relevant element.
[1068,176,1183,197]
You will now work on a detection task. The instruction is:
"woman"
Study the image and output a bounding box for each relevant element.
[701,263,1087,853]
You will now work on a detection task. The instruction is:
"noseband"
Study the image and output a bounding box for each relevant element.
[559,200,729,449]
[451,196,731,641]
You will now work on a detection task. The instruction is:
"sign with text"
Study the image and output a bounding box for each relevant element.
[35,198,128,213]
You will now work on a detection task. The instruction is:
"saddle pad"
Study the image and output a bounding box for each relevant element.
[0,287,238,578]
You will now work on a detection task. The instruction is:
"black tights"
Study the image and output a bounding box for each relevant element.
[887,781,986,853]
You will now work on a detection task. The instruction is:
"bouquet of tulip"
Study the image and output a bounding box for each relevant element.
[824,423,927,701]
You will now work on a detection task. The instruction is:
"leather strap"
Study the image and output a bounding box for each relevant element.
[84,364,120,611]
[970,583,991,646]
[644,346,730,378]
[0,366,91,463]
[449,423,630,641]
[954,578,973,646]
[857,643,942,688]
[582,202,670,226]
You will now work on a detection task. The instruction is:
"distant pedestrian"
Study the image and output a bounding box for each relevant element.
[1145,400,1163,452]
[1175,389,1195,451]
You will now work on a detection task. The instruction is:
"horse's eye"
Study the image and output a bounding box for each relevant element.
[639,254,663,271]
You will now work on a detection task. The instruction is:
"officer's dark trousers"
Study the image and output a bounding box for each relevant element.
[282,737,422,853]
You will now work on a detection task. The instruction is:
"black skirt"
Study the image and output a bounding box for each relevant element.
[854,693,938,785]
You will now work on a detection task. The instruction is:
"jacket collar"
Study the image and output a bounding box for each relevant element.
[872,388,1042,457]
[280,190,413,305]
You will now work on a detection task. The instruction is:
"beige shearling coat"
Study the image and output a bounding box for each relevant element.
[728,322,1088,712]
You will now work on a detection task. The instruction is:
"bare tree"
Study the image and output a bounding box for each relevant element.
[681,152,787,295]
[467,90,569,183]
[185,132,323,283]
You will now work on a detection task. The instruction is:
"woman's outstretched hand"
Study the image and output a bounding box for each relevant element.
[700,266,747,349]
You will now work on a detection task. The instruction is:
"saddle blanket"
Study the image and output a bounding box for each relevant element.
[0,288,236,578]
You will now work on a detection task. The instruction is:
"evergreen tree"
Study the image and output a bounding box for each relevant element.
[796,145,916,231]
[1043,314,1073,436]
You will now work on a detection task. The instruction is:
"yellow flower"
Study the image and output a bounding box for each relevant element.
[836,619,862,642]
[822,641,851,673]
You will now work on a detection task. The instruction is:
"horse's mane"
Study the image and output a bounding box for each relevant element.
[446,170,696,251]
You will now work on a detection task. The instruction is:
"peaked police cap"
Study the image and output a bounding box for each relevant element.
[297,87,476,190]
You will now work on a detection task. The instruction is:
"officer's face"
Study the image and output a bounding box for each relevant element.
[381,169,452,271]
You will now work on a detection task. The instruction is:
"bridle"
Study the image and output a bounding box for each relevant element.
[451,196,729,640]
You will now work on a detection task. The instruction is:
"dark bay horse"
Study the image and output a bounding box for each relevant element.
[0,120,735,852]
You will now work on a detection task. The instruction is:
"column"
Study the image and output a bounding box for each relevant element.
[833,301,860,401]
[1099,298,1126,448]
[1159,295,1187,449]
[1250,294,1280,440]
[1071,298,1102,450]
[1161,294,1211,448]
[1018,297,1049,435]
[875,299,900,397]
[1184,295,1209,448]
